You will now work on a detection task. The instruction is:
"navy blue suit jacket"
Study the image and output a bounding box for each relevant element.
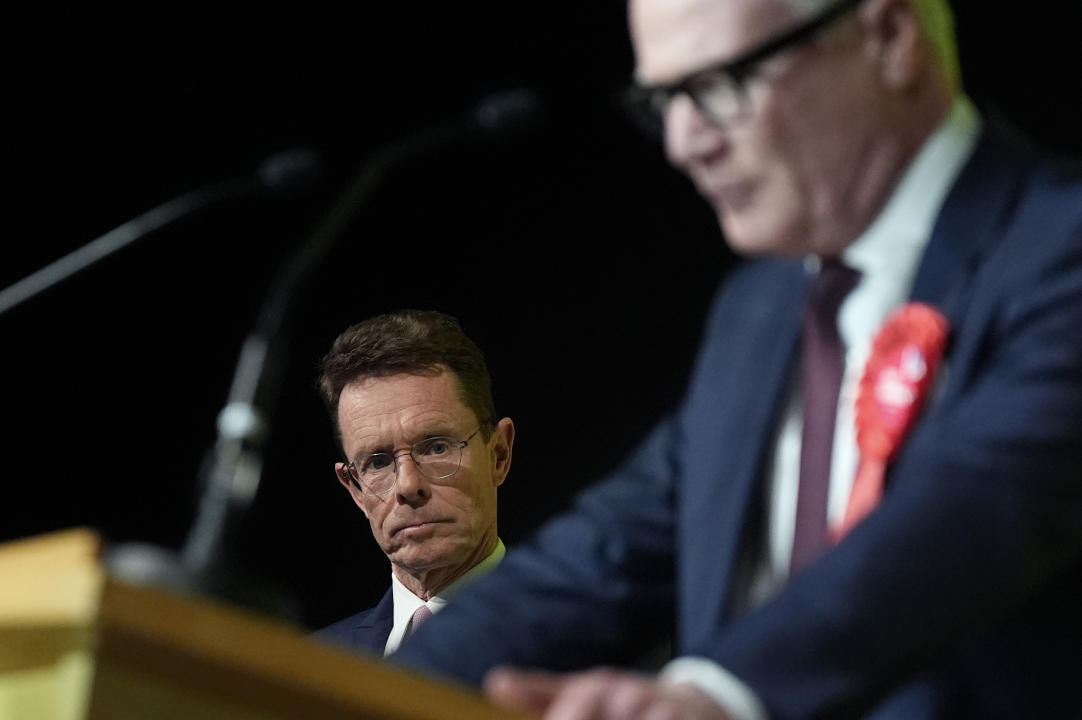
[393,126,1082,719]
[313,589,394,657]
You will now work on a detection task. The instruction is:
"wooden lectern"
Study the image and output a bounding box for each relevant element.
[0,528,531,720]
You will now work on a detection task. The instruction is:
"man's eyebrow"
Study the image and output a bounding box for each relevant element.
[350,438,393,459]
[414,425,460,441]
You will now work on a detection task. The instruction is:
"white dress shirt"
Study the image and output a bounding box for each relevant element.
[661,97,981,720]
[383,538,505,656]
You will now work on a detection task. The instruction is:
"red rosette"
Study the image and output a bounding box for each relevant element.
[855,303,950,461]
[832,302,950,541]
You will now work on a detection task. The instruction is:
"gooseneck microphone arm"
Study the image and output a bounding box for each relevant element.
[177,141,405,577]
[0,150,319,318]
[0,182,252,317]
[178,89,543,591]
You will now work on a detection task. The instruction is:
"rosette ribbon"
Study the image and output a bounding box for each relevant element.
[831,302,950,541]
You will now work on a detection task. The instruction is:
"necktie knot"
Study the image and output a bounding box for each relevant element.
[807,259,861,326]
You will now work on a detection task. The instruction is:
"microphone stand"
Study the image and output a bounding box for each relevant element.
[172,138,410,615]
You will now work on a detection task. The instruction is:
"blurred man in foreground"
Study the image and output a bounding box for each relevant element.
[392,0,1082,717]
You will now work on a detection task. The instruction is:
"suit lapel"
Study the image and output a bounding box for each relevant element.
[683,260,809,626]
[910,125,1021,322]
[352,588,395,652]
[903,124,1027,431]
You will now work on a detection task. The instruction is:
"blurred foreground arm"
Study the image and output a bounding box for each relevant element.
[484,666,735,720]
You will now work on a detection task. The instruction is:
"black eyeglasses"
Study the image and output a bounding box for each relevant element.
[342,422,491,498]
[623,0,866,133]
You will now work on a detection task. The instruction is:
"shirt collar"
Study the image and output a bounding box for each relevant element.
[839,95,982,280]
[389,538,506,632]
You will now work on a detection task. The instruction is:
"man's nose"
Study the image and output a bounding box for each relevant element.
[394,453,430,500]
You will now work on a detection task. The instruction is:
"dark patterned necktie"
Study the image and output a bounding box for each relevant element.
[791,259,861,573]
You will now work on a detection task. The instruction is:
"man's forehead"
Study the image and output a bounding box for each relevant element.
[342,371,465,413]
[631,0,800,81]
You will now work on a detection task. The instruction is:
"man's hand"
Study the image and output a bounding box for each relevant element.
[483,666,735,720]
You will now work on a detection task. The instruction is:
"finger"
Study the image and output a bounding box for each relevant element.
[483,666,568,713]
[603,676,657,719]
[542,670,614,720]
[544,668,664,720]
[547,671,731,720]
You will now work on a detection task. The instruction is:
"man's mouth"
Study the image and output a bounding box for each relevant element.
[391,520,443,536]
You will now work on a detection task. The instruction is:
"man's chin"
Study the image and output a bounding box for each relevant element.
[390,540,460,570]
[721,215,807,258]
[722,227,784,257]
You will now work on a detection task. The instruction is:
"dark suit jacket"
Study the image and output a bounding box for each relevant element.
[393,125,1082,719]
[313,589,394,656]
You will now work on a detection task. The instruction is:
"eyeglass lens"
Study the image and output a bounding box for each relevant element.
[351,437,463,495]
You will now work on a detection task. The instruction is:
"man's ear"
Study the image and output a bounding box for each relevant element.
[860,0,926,89]
[491,418,515,488]
[336,462,370,517]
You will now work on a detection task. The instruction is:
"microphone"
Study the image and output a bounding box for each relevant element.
[474,87,541,133]
[0,148,321,317]
[108,88,544,619]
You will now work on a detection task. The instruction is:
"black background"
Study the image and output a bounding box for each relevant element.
[5,3,1080,630]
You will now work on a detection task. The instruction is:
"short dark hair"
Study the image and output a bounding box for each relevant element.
[317,309,495,437]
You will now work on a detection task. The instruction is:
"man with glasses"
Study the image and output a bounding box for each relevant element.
[393,0,1082,717]
[312,309,514,656]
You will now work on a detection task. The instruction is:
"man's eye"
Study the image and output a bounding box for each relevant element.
[418,438,452,456]
[363,454,393,472]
